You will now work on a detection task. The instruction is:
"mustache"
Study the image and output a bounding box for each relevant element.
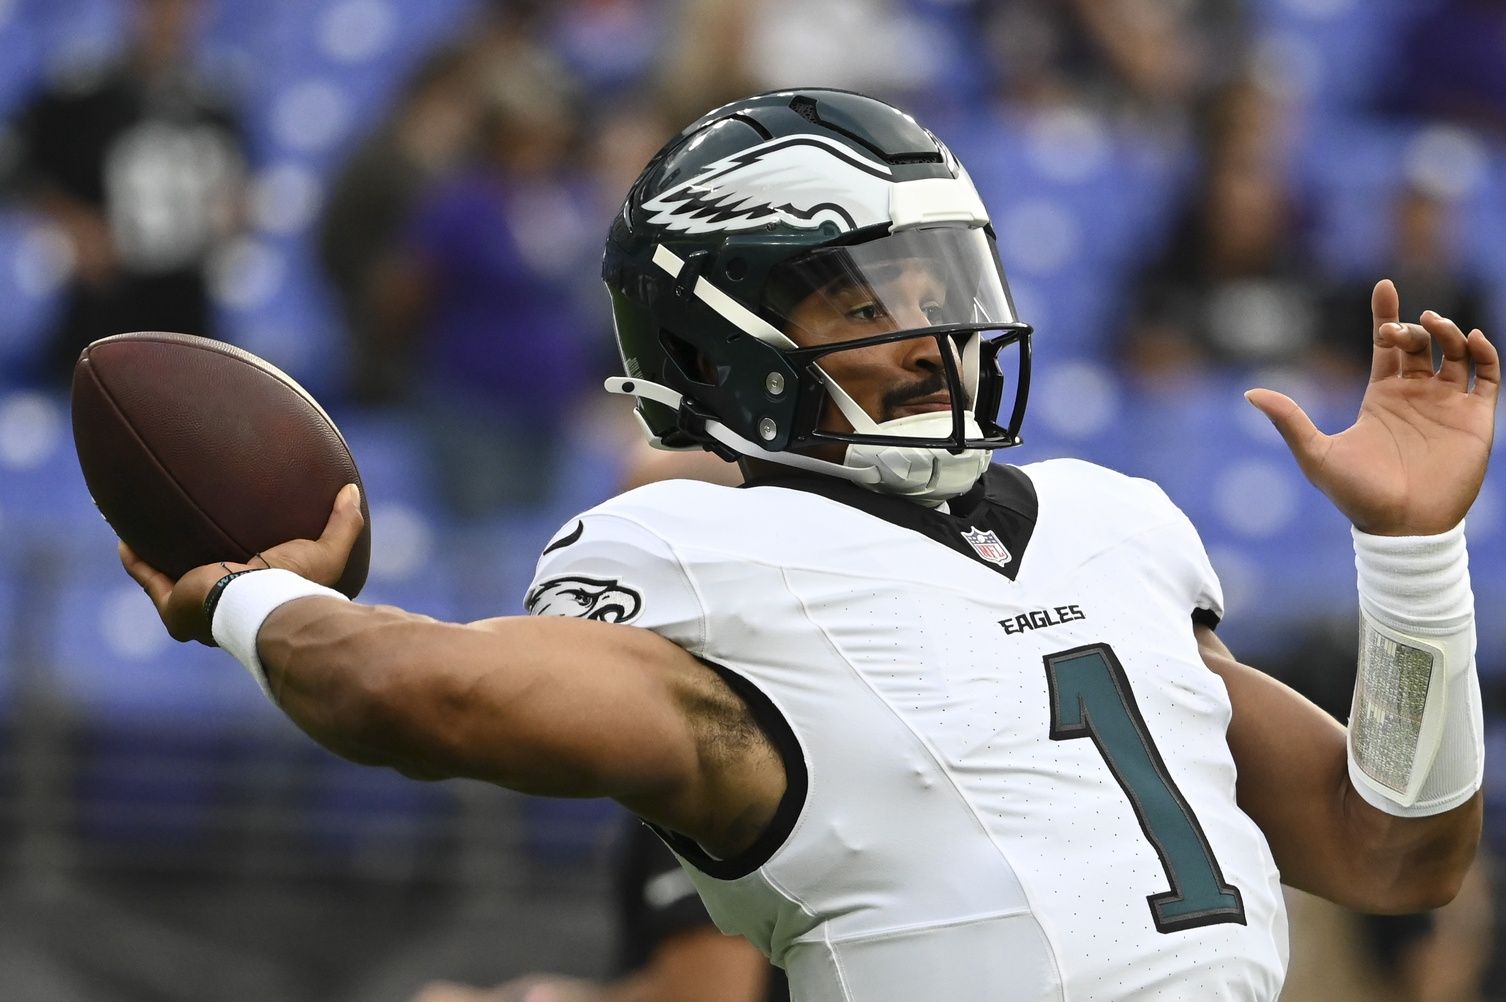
[881,370,950,420]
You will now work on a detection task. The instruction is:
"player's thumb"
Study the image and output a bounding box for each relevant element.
[1244,388,1324,467]
[320,483,364,548]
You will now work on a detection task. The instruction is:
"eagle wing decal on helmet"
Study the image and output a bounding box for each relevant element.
[525,576,644,623]
[641,135,894,235]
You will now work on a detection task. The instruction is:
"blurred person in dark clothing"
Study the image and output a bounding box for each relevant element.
[374,78,595,517]
[7,0,245,385]
[1122,81,1343,379]
[981,0,1245,126]
[1124,156,1331,377]
[317,45,482,405]
[412,819,787,1002]
[1360,862,1494,1002]
[1321,185,1489,375]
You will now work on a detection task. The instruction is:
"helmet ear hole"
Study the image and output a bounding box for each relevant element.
[660,330,717,386]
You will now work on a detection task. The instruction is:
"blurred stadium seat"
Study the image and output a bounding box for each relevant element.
[0,390,103,540]
[47,555,281,730]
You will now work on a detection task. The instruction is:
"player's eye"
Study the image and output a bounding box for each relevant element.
[846,302,886,323]
[923,302,946,325]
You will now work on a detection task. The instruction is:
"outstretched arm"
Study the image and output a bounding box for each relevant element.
[118,496,783,856]
[1229,278,1497,912]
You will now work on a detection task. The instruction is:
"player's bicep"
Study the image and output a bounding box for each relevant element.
[420,615,706,805]
[1196,624,1356,897]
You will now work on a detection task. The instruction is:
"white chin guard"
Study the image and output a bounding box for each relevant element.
[844,411,991,504]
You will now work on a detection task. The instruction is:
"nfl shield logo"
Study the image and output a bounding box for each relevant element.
[962,527,1012,567]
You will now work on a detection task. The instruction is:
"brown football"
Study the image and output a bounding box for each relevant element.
[71,332,370,597]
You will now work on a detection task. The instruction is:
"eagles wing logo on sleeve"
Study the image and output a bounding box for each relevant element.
[525,576,644,623]
[641,135,894,235]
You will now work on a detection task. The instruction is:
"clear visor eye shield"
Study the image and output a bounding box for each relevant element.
[609,224,1033,461]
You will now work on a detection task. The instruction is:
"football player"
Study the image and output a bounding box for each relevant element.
[120,90,1498,1000]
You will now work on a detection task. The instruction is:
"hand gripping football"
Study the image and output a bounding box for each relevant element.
[71,332,370,597]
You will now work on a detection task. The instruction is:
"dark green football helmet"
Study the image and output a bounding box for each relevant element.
[602,88,1032,502]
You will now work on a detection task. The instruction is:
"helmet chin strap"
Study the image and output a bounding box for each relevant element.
[605,377,990,505]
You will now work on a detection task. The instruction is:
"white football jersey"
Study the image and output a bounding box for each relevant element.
[526,459,1288,1001]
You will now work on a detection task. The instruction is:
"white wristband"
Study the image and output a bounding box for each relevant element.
[210,569,348,700]
[1348,523,1480,817]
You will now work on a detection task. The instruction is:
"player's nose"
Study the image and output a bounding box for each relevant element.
[896,321,945,371]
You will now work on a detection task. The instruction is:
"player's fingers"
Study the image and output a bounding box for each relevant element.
[119,540,174,610]
[311,483,364,563]
[1372,277,1400,330]
[1374,321,1432,376]
[1469,328,1500,402]
[1244,388,1327,470]
[323,483,363,540]
[1423,311,1472,387]
[1370,279,1402,380]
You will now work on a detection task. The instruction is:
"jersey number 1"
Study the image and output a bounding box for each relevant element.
[1045,643,1247,934]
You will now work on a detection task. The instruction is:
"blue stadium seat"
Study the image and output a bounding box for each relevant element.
[1248,0,1415,112]
[0,211,66,387]
[334,409,442,509]
[0,390,110,542]
[46,552,283,731]
[297,746,456,876]
[1118,375,1360,637]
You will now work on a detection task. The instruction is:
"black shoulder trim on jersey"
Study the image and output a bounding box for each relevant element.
[1192,607,1221,631]
[542,520,583,555]
[741,465,1038,581]
[646,658,808,881]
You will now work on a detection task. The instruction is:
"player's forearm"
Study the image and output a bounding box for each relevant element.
[1335,782,1482,913]
[256,597,471,778]
[252,599,684,802]
[1207,629,1479,912]
[1337,523,1483,909]
[1229,692,1479,913]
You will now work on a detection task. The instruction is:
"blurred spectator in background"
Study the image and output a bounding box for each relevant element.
[1321,184,1490,374]
[317,45,482,406]
[551,0,668,105]
[980,0,1246,129]
[651,0,942,126]
[373,69,596,517]
[462,0,578,121]
[1280,856,1496,1002]
[410,812,786,1002]
[656,0,758,125]
[4,0,245,386]
[582,98,676,216]
[1121,79,1345,379]
[1361,862,1496,1002]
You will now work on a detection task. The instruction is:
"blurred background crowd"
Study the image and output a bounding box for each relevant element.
[0,0,1502,999]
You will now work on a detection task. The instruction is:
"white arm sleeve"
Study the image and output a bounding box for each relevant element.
[1347,523,1481,817]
